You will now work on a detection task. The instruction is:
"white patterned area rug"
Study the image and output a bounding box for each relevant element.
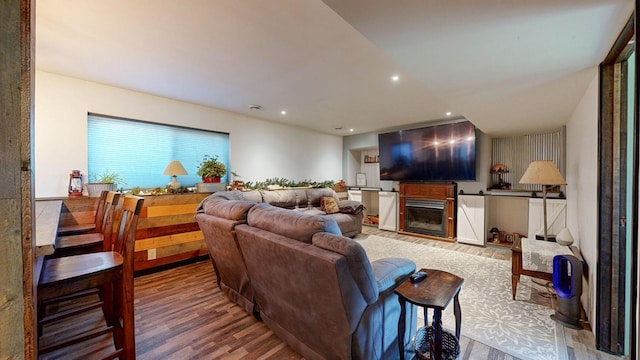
[358,235,568,360]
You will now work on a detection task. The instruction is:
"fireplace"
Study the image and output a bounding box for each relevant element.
[399,183,456,241]
[404,199,446,237]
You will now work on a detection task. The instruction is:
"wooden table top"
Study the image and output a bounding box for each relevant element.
[35,200,62,257]
[395,268,464,310]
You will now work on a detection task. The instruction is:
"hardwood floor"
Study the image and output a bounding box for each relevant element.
[39,227,618,359]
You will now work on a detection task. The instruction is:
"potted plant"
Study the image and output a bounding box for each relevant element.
[196,155,227,183]
[86,170,127,197]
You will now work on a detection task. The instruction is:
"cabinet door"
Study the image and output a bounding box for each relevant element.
[527,198,566,239]
[378,191,397,231]
[348,190,362,202]
[457,195,485,245]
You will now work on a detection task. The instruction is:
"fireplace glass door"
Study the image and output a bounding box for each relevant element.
[404,199,446,237]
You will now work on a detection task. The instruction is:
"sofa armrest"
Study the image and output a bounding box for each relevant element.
[371,258,416,293]
[338,200,365,214]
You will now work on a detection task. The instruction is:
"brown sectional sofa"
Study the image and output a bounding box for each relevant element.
[195,188,418,359]
[238,187,364,237]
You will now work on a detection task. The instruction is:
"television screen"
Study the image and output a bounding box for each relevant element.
[379,121,476,181]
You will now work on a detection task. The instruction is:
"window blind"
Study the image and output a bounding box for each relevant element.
[88,114,229,188]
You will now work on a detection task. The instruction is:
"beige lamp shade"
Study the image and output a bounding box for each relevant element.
[519,160,566,185]
[163,161,188,176]
[163,161,188,189]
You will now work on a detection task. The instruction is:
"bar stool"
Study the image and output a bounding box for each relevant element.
[38,195,144,359]
[51,191,121,258]
[57,190,109,236]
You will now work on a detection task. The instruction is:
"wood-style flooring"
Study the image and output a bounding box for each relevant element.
[39,227,619,359]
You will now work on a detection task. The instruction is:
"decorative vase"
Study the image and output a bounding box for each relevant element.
[85,182,116,197]
[203,177,221,183]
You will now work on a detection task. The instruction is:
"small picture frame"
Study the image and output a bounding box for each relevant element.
[356,173,367,186]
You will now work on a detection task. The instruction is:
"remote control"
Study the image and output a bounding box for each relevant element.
[409,271,428,283]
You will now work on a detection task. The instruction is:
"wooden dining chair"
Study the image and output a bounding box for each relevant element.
[51,191,121,257]
[38,195,144,359]
[57,190,109,236]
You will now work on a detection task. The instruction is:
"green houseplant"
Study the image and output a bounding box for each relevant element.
[86,170,127,197]
[196,155,227,183]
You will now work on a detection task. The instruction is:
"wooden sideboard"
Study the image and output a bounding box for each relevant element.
[58,193,210,271]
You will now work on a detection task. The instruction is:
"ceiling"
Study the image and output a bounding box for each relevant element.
[35,0,633,137]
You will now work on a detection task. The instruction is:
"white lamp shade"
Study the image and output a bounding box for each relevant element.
[556,228,574,246]
[163,160,188,176]
[519,160,566,185]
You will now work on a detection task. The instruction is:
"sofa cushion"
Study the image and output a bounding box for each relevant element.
[259,189,298,209]
[321,196,339,214]
[200,197,256,221]
[247,203,342,242]
[211,190,244,200]
[306,188,339,207]
[241,190,263,203]
[312,232,377,303]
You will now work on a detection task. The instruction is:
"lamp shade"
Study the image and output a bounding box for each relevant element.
[519,160,566,185]
[556,228,574,246]
[163,160,188,176]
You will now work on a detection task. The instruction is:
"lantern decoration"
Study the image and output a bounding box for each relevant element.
[68,170,83,197]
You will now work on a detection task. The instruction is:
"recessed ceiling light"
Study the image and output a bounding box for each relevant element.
[445,112,452,116]
[349,128,354,132]
[391,75,400,82]
[281,110,287,115]
[248,104,263,110]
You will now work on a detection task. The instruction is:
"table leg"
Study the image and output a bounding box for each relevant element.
[423,307,428,326]
[398,296,406,360]
[433,309,443,360]
[511,273,519,300]
[454,292,461,340]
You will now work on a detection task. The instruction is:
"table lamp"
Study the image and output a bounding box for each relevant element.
[519,160,567,241]
[163,160,188,189]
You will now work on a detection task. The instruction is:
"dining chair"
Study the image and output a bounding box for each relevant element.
[57,190,109,236]
[38,195,144,359]
[52,191,121,257]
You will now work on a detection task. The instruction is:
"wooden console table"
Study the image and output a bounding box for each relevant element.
[396,269,463,360]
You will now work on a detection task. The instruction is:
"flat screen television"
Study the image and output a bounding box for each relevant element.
[379,121,476,181]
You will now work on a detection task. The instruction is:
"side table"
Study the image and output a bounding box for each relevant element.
[395,268,464,360]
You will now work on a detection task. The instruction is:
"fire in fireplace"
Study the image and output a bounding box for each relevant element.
[404,199,446,237]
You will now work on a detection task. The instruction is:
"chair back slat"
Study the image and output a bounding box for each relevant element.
[100,191,122,251]
[92,190,109,232]
[113,196,144,256]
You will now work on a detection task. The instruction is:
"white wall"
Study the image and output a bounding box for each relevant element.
[34,71,343,197]
[565,68,599,328]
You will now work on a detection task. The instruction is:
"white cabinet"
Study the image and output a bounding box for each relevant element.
[378,191,398,231]
[527,198,566,239]
[457,195,486,246]
[347,190,362,202]
[348,189,379,225]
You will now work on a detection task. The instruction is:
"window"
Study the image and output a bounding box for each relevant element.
[88,114,229,188]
